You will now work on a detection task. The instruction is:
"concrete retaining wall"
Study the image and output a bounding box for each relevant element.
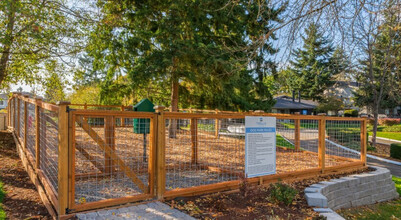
[305,166,399,218]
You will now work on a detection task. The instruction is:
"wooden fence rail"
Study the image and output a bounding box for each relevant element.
[7,93,368,219]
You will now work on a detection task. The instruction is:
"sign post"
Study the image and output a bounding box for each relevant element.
[245,116,276,178]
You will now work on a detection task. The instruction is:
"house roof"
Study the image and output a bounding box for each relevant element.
[272,95,318,110]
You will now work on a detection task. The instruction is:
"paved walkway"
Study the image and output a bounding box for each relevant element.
[368,158,401,177]
[369,136,401,145]
[76,202,195,220]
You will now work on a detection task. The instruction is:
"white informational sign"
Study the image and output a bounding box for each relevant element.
[245,116,276,178]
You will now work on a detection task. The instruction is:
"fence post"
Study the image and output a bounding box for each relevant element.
[12,96,15,129]
[23,95,28,150]
[121,105,125,127]
[105,116,115,173]
[318,116,326,173]
[7,97,10,128]
[360,119,367,166]
[215,109,219,139]
[35,98,42,169]
[294,112,301,151]
[154,106,165,200]
[57,101,70,215]
[191,117,198,164]
[17,95,20,138]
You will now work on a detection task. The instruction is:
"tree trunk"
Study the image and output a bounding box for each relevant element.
[168,74,179,138]
[0,1,17,85]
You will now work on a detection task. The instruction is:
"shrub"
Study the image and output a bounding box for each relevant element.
[383,125,401,132]
[344,109,358,117]
[378,118,401,126]
[390,143,401,159]
[269,183,298,206]
[366,133,376,152]
[367,118,375,126]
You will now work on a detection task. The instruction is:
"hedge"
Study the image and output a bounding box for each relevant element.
[344,109,358,117]
[379,118,401,126]
[390,143,401,159]
[383,125,401,132]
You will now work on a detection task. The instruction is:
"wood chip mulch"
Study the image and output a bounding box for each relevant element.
[0,131,51,219]
[166,168,371,220]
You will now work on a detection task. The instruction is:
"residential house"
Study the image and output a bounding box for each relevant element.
[271,94,318,115]
[0,94,8,110]
[324,81,360,108]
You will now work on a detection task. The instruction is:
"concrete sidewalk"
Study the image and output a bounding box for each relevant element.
[76,202,195,220]
[368,158,401,177]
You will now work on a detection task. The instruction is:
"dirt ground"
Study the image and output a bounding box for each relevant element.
[166,168,370,220]
[0,131,51,219]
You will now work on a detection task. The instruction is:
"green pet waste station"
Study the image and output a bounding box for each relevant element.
[133,98,155,162]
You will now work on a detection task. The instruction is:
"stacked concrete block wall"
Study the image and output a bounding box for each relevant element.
[305,166,399,211]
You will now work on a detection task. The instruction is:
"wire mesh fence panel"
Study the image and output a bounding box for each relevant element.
[73,115,151,205]
[39,109,59,193]
[165,117,245,191]
[276,119,322,172]
[26,102,36,163]
[198,118,245,179]
[19,100,25,140]
[325,120,361,166]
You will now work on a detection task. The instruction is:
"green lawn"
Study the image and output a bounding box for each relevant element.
[276,134,295,149]
[338,176,401,219]
[368,132,401,141]
[281,122,360,130]
[0,180,6,219]
[395,176,401,196]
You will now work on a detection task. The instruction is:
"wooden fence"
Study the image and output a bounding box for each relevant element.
[7,93,367,218]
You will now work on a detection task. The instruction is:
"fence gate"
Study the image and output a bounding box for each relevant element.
[69,110,156,212]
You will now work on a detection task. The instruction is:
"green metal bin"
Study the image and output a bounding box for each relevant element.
[133,98,155,134]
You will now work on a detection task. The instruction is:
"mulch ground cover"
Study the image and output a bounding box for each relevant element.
[166,168,370,220]
[0,131,51,219]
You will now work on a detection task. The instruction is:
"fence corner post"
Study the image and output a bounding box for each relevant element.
[360,118,367,166]
[57,101,70,215]
[154,105,166,200]
[318,114,326,173]
[35,98,42,169]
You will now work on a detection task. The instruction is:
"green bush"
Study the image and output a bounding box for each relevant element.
[344,109,358,117]
[390,143,401,159]
[383,125,401,132]
[269,183,298,206]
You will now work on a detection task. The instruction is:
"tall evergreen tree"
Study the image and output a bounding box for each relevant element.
[43,60,66,103]
[286,23,334,100]
[85,0,285,111]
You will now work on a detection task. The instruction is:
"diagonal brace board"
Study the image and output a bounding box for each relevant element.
[75,116,147,193]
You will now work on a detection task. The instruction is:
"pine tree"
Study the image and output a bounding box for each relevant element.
[43,60,66,103]
[286,23,334,101]
[85,0,285,111]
